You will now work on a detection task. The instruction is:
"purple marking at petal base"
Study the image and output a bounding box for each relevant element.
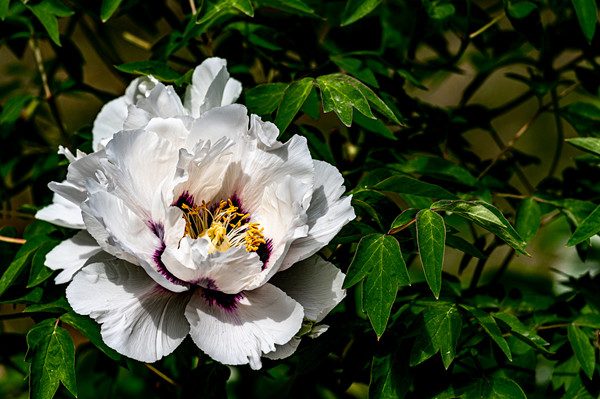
[201,288,244,311]
[173,191,195,208]
[149,220,187,286]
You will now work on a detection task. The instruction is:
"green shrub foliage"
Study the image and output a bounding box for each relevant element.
[2,0,600,397]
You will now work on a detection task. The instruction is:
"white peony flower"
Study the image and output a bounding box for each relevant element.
[36,58,355,369]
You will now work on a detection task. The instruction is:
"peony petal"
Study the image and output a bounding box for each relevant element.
[185,283,304,369]
[280,160,355,270]
[269,255,346,323]
[67,259,190,362]
[263,336,301,360]
[104,129,180,214]
[162,237,264,293]
[36,192,85,229]
[184,58,242,118]
[45,230,102,283]
[92,76,158,151]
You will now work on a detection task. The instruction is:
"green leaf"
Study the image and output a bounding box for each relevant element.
[26,319,77,399]
[429,3,455,19]
[316,74,374,126]
[0,236,46,298]
[197,0,254,24]
[370,350,410,399]
[341,0,382,26]
[331,56,379,87]
[445,234,486,259]
[100,0,123,22]
[369,175,458,199]
[460,304,512,361]
[394,157,478,187]
[0,95,35,125]
[27,241,58,288]
[354,112,397,140]
[461,377,527,399]
[562,102,600,136]
[515,197,541,244]
[60,311,122,361]
[572,0,598,43]
[409,303,462,369]
[0,0,10,20]
[416,210,446,299]
[274,77,314,133]
[568,323,595,379]
[245,82,287,116]
[507,1,537,19]
[345,75,403,125]
[225,21,282,50]
[255,0,314,16]
[432,200,528,255]
[493,312,551,354]
[566,203,600,246]
[574,314,600,329]
[115,61,181,82]
[566,137,600,157]
[389,208,419,233]
[26,0,74,46]
[344,234,409,337]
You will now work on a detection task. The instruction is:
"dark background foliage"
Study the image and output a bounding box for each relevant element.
[2,0,600,397]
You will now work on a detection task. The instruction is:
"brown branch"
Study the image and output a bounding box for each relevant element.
[478,82,580,180]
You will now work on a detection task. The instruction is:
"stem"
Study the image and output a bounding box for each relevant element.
[478,82,579,180]
[29,37,70,146]
[0,235,26,244]
[144,364,180,388]
[469,12,505,39]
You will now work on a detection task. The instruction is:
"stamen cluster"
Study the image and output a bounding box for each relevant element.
[181,199,266,254]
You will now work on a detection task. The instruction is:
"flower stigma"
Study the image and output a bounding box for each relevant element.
[180,199,266,254]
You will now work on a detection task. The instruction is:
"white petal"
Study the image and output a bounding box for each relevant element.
[162,237,264,293]
[185,283,304,369]
[281,160,355,270]
[92,76,158,151]
[131,82,185,121]
[49,150,107,205]
[186,104,249,150]
[256,177,309,277]
[104,129,180,214]
[184,58,242,117]
[270,255,346,323]
[45,231,102,283]
[36,192,85,229]
[67,259,190,362]
[263,337,301,360]
[249,114,282,150]
[81,191,189,293]
[92,96,129,152]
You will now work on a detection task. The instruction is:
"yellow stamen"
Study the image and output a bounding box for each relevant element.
[181,199,265,254]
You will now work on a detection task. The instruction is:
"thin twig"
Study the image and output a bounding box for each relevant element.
[478,82,579,179]
[487,129,534,193]
[469,12,505,39]
[189,0,197,14]
[0,235,26,244]
[490,249,515,284]
[144,364,181,388]
[29,37,70,146]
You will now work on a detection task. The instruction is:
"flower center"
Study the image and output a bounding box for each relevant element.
[180,199,266,254]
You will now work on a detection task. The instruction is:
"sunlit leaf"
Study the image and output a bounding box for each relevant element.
[115,61,181,82]
[572,0,598,43]
[515,197,541,244]
[26,319,77,399]
[245,83,287,116]
[566,137,600,157]
[274,77,314,133]
[566,203,600,247]
[100,0,123,22]
[460,304,512,361]
[409,303,462,369]
[341,0,382,26]
[416,209,445,299]
[568,323,595,379]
